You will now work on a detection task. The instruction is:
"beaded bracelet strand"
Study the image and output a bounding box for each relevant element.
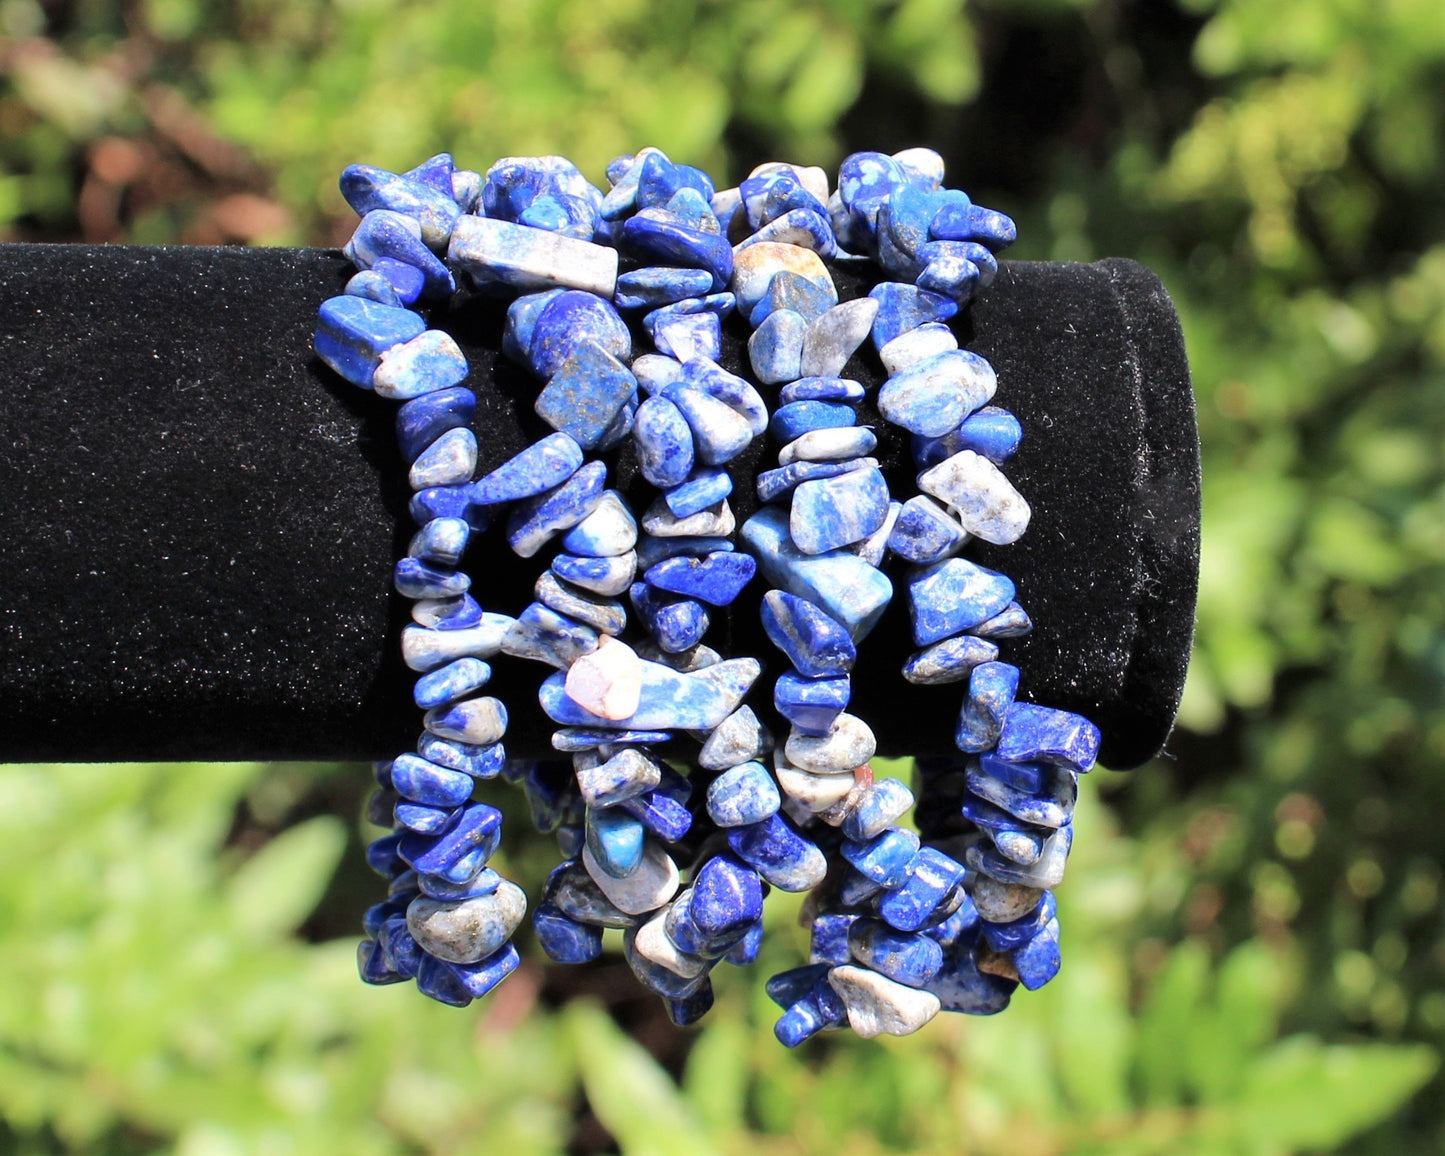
[314,143,1100,1042]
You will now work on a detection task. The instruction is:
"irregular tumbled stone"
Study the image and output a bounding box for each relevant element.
[789,464,890,555]
[406,880,526,964]
[698,706,773,770]
[799,297,880,378]
[786,713,876,773]
[827,965,941,1038]
[582,839,679,915]
[564,636,644,721]
[918,450,1030,545]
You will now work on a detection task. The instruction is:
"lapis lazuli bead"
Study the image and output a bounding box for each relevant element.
[394,557,468,601]
[748,308,807,384]
[533,900,604,963]
[907,558,1016,646]
[868,280,958,349]
[619,789,693,842]
[974,601,1032,639]
[980,893,1056,953]
[629,582,710,653]
[619,213,733,292]
[877,846,968,933]
[755,457,876,504]
[841,827,920,889]
[887,495,967,565]
[759,589,856,677]
[585,806,646,878]
[373,255,427,305]
[995,703,1102,773]
[443,942,522,1000]
[506,460,607,558]
[614,265,714,310]
[779,377,866,405]
[841,777,915,843]
[502,601,599,669]
[741,507,893,642]
[413,657,492,711]
[402,802,503,882]
[690,855,763,938]
[901,634,1000,685]
[705,761,780,827]
[789,464,890,555]
[968,765,1075,830]
[551,552,636,597]
[539,658,729,731]
[766,962,834,1010]
[534,340,637,450]
[930,201,1017,251]
[527,290,631,380]
[412,592,484,632]
[955,661,1021,753]
[769,400,857,443]
[925,942,1016,1015]
[395,800,459,836]
[848,918,945,987]
[339,163,462,247]
[809,912,856,966]
[390,752,476,807]
[774,671,850,736]
[417,735,506,779]
[418,866,502,902]
[346,268,401,307]
[315,295,426,388]
[410,517,470,568]
[665,468,732,519]
[635,533,733,570]
[346,209,455,299]
[663,383,753,466]
[470,431,583,506]
[644,551,756,607]
[726,813,826,892]
[398,387,477,463]
[1013,918,1062,990]
[646,302,722,362]
[632,396,696,489]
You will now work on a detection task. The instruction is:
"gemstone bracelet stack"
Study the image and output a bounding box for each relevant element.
[314,144,1101,1042]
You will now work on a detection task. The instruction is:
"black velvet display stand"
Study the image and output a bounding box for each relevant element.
[0,244,1198,770]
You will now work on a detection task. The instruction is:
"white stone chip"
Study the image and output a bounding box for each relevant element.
[641,496,735,538]
[828,965,942,1038]
[879,323,959,375]
[918,450,1031,545]
[799,297,881,378]
[785,713,877,773]
[564,636,644,721]
[583,840,679,915]
[448,215,618,297]
[634,908,709,978]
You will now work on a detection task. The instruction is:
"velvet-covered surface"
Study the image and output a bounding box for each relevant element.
[0,244,1197,768]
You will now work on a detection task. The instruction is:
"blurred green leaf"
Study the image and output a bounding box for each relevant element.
[225,815,347,939]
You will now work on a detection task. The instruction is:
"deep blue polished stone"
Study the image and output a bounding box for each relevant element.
[534,900,605,962]
[390,752,476,807]
[841,827,920,888]
[393,557,469,600]
[1011,916,1062,990]
[373,256,427,305]
[619,213,733,291]
[749,308,806,384]
[664,468,732,518]
[346,209,454,299]
[741,507,893,642]
[551,727,673,752]
[615,265,714,310]
[769,400,857,443]
[789,464,890,555]
[930,201,1017,251]
[357,939,405,986]
[413,657,492,710]
[444,942,522,999]
[410,484,488,529]
[503,289,566,364]
[691,855,763,937]
[774,671,850,735]
[976,751,1049,794]
[907,558,1016,646]
[841,777,914,842]
[397,387,477,463]
[629,583,710,653]
[980,892,1055,953]
[755,457,875,504]
[339,163,462,245]
[848,918,945,987]
[726,921,764,966]
[394,800,458,835]
[955,661,1020,753]
[922,406,1023,465]
[876,846,968,932]
[759,589,856,677]
[809,913,856,966]
[417,866,502,901]
[633,396,696,488]
[539,657,730,730]
[585,805,646,877]
[924,941,1016,1015]
[666,982,716,1027]
[995,703,1102,773]
[705,761,780,827]
[402,802,503,883]
[663,383,753,466]
[314,295,426,388]
[868,281,958,349]
[619,790,693,842]
[528,290,631,380]
[644,551,756,606]
[534,341,637,449]
[346,269,401,307]
[410,519,471,569]
[471,432,584,506]
[766,962,834,1009]
[506,460,608,558]
[726,814,826,892]
[417,735,506,779]
[748,270,837,327]
[887,496,967,565]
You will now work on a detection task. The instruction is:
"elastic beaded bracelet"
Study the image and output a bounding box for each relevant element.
[313,143,1100,1042]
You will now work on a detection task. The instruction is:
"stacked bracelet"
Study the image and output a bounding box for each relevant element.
[313,143,1101,1042]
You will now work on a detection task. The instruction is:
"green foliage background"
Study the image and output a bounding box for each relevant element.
[2,0,1443,1151]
